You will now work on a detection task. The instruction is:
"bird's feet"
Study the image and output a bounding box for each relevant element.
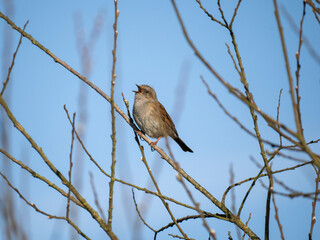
[150,142,156,152]
[137,130,145,141]
[150,137,161,152]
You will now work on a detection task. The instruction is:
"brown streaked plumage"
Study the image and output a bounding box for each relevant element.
[133,84,193,153]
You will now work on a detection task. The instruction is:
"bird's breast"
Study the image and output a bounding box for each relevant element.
[133,100,167,138]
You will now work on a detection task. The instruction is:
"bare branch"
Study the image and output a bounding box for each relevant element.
[241,213,251,240]
[305,0,320,15]
[276,89,283,146]
[273,0,301,136]
[272,194,285,240]
[65,106,76,219]
[1,20,28,95]
[229,165,241,240]
[194,0,226,27]
[225,43,240,75]
[230,0,242,28]
[264,164,274,240]
[294,1,306,140]
[89,172,107,223]
[168,234,195,240]
[260,180,320,200]
[108,0,119,231]
[309,167,320,239]
[155,213,218,239]
[281,5,320,65]
[132,189,156,233]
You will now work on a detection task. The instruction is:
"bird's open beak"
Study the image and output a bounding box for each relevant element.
[133,84,141,93]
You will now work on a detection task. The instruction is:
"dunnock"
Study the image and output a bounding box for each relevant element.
[133,84,193,152]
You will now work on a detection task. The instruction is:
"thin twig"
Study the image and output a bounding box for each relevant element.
[168,234,195,240]
[277,89,283,146]
[269,189,320,200]
[272,193,285,240]
[305,0,320,15]
[274,175,308,194]
[65,107,76,219]
[1,20,28,95]
[108,0,119,230]
[154,213,218,239]
[194,0,226,27]
[312,6,320,24]
[281,5,320,65]
[264,164,274,240]
[309,167,320,239]
[295,1,306,139]
[273,0,302,137]
[217,0,229,27]
[230,0,242,29]
[269,151,308,163]
[89,172,107,223]
[131,189,156,232]
[229,165,241,240]
[260,180,320,200]
[266,138,320,154]
[225,43,240,75]
[241,213,251,240]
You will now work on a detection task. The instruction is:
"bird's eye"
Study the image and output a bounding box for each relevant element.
[144,90,149,94]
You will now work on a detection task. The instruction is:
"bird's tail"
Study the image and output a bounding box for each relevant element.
[174,137,193,153]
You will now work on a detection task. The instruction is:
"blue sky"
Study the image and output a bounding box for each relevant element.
[0,0,320,239]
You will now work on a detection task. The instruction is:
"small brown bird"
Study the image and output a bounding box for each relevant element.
[133,84,193,152]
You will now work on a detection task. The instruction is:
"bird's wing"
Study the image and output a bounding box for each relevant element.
[158,102,178,137]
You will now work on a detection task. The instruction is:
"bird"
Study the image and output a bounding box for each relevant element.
[133,84,193,152]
